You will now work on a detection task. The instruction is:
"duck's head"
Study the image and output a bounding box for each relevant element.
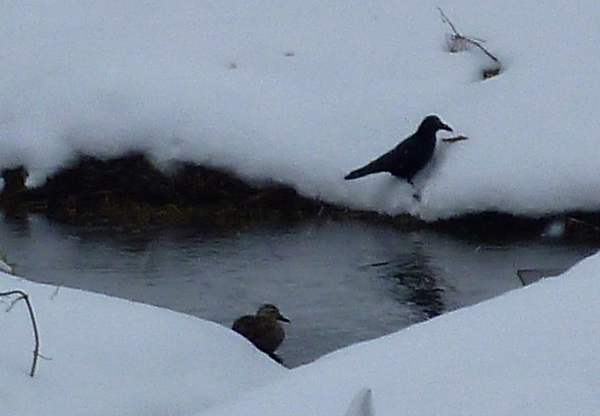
[257,304,290,323]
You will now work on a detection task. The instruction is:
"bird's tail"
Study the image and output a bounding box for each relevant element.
[344,162,381,180]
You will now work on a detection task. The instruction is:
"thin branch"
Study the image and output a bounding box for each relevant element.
[437,6,460,36]
[442,135,469,143]
[567,217,600,233]
[0,290,41,377]
[437,7,500,63]
[50,285,61,300]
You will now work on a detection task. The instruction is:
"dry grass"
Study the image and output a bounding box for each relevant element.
[1,152,600,243]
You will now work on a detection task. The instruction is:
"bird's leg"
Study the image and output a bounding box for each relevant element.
[410,182,422,201]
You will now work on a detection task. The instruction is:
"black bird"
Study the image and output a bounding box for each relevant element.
[232,304,290,360]
[344,115,452,184]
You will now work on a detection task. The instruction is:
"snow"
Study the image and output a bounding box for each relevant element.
[0,273,286,416]
[2,249,600,416]
[1,1,600,220]
[0,258,13,274]
[2,1,600,415]
[200,252,600,416]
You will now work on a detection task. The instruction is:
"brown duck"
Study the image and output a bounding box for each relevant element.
[232,304,290,356]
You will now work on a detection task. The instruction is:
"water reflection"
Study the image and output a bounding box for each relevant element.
[372,244,444,320]
[0,214,597,367]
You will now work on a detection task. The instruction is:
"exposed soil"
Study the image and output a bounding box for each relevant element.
[1,152,600,243]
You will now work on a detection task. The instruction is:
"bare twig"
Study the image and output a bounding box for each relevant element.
[0,290,41,377]
[437,6,460,36]
[442,135,469,143]
[566,217,600,233]
[50,285,61,300]
[437,7,500,63]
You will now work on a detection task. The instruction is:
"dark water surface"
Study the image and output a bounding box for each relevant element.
[0,214,596,367]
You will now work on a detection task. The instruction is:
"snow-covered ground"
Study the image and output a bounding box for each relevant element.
[2,1,600,415]
[2,1,599,220]
[0,272,286,416]
[2,250,600,416]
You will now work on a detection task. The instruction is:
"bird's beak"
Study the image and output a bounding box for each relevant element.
[277,313,291,323]
[441,122,453,132]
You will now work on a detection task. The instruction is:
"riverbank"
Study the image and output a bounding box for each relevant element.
[1,153,599,242]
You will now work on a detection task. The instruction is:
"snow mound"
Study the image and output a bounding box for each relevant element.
[1,1,599,220]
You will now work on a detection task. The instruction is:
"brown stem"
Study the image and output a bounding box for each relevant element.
[437,7,460,36]
[1,290,41,377]
[442,135,469,143]
[437,7,500,63]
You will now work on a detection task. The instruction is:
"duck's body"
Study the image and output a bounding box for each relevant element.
[232,304,290,355]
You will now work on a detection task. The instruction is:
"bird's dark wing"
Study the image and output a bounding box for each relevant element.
[388,134,420,158]
[232,316,279,353]
[232,316,257,336]
[344,134,418,180]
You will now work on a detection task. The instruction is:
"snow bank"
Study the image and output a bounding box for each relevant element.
[0,272,286,416]
[201,251,600,416]
[2,249,600,415]
[1,1,599,220]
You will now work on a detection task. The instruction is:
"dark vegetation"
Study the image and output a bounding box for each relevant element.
[2,152,600,243]
[0,153,340,230]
